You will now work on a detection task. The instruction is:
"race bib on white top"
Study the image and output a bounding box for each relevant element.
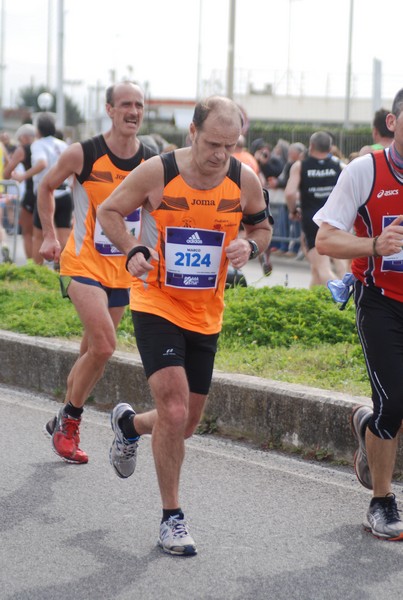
[381,215,403,272]
[94,209,141,256]
[165,227,225,289]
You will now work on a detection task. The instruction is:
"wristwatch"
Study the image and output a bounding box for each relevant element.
[248,239,259,260]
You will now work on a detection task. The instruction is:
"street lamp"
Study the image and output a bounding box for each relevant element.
[286,0,302,96]
[37,91,54,111]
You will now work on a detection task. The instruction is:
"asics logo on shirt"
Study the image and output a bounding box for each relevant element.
[377,189,399,198]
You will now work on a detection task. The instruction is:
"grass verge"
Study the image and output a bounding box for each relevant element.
[0,262,370,397]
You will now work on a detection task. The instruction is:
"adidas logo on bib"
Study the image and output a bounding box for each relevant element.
[186,232,203,244]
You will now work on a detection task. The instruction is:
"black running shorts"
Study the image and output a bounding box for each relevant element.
[302,211,319,251]
[132,311,219,395]
[34,191,73,229]
[21,191,36,214]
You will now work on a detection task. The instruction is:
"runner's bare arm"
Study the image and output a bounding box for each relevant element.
[97,156,163,272]
[285,160,301,215]
[38,143,83,262]
[38,143,83,240]
[226,166,272,266]
[3,146,25,179]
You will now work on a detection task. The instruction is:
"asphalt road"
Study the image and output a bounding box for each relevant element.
[2,385,403,600]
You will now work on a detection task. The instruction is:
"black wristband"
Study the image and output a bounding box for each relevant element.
[125,245,151,271]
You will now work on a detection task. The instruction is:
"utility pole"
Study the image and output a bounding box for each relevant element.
[47,0,52,89]
[344,0,354,130]
[89,80,104,132]
[286,0,292,95]
[196,0,203,99]
[0,0,5,129]
[56,0,65,130]
[226,0,236,99]
[372,58,382,114]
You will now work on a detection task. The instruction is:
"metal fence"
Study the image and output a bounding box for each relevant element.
[0,180,21,263]
[247,128,372,160]
[269,189,301,252]
[148,127,372,159]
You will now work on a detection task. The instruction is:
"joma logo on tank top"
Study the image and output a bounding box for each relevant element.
[191,199,216,206]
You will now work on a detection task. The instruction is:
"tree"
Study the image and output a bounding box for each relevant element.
[17,85,84,127]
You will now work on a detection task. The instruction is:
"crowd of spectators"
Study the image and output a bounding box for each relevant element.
[0,107,394,289]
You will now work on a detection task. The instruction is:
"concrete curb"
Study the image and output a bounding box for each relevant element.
[2,329,402,470]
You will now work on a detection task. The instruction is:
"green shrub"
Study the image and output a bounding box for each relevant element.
[0,264,359,349]
[221,285,357,349]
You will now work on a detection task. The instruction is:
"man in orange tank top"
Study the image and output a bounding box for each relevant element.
[38,82,154,465]
[98,96,272,556]
[315,88,403,541]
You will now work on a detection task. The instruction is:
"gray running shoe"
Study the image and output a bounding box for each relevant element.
[158,516,197,556]
[351,405,373,490]
[109,403,139,479]
[363,494,403,541]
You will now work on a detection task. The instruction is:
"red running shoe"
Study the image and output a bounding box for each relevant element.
[46,408,88,464]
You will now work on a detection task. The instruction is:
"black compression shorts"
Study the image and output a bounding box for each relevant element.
[132,311,219,395]
[302,213,319,251]
[354,280,403,439]
[21,191,36,214]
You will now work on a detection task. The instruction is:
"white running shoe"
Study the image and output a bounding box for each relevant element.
[363,494,403,541]
[158,516,197,556]
[109,403,139,479]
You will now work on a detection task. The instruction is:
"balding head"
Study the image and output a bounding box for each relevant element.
[192,96,244,131]
[106,81,144,106]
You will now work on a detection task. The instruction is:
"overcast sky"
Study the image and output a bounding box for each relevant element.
[2,0,403,114]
